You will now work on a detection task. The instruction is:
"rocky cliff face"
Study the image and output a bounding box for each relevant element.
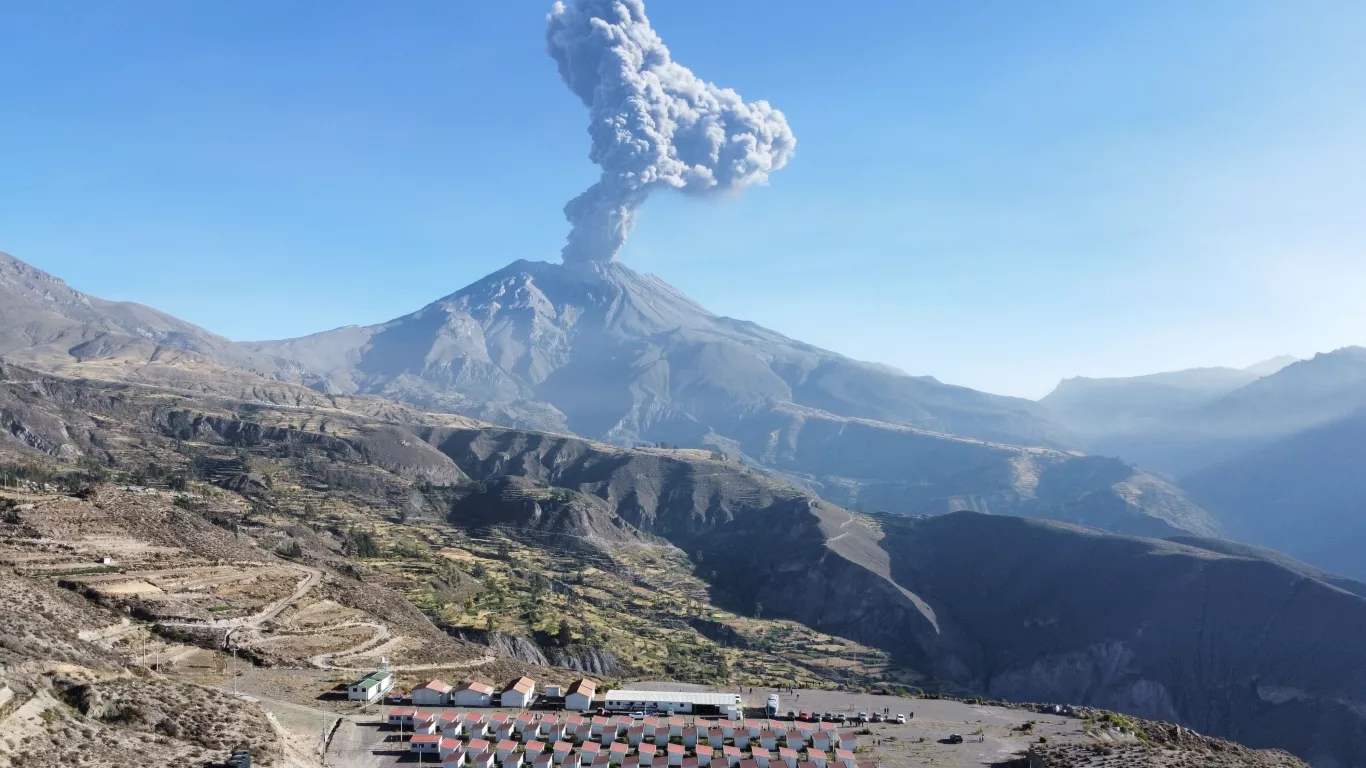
[452,629,622,676]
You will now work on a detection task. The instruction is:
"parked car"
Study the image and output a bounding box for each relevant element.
[871,713,883,723]
[799,711,810,721]
[787,711,797,720]
[823,711,835,721]
[857,712,869,723]
[895,714,907,724]
[947,734,964,744]
[630,711,647,720]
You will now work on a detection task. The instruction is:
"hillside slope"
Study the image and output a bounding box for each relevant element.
[0,363,1363,766]
[878,512,1366,768]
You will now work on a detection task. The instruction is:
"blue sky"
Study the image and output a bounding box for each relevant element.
[2,1,1364,398]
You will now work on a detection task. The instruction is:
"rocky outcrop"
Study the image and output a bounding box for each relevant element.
[451,629,622,675]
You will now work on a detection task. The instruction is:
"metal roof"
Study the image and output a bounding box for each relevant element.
[603,690,741,706]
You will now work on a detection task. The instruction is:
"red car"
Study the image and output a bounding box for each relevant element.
[798,711,810,721]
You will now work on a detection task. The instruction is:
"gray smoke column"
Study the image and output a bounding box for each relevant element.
[547,0,796,263]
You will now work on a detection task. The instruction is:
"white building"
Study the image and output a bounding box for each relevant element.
[412,679,454,707]
[565,678,597,711]
[454,680,496,707]
[347,663,394,703]
[503,676,537,709]
[602,690,741,719]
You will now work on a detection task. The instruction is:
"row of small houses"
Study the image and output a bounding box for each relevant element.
[406,736,870,768]
[404,677,596,710]
[393,710,867,768]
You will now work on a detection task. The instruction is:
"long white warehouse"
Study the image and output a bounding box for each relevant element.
[602,690,741,719]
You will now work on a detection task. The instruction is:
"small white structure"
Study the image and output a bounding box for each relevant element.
[454,681,496,707]
[413,679,455,707]
[602,690,741,719]
[565,678,597,712]
[411,734,442,756]
[545,684,565,698]
[347,661,394,703]
[503,676,537,709]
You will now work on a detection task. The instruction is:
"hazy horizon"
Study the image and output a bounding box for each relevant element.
[3,1,1363,398]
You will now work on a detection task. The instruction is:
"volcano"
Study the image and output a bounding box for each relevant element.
[245,259,1215,536]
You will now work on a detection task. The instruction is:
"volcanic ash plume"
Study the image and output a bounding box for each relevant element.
[546,0,797,264]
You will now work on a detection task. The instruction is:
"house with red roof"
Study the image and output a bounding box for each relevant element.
[722,745,743,768]
[454,681,496,707]
[666,742,685,766]
[470,751,496,768]
[503,676,538,709]
[751,748,771,768]
[566,679,598,712]
[777,748,800,768]
[412,679,455,707]
[833,749,856,768]
[411,733,443,756]
[440,739,465,760]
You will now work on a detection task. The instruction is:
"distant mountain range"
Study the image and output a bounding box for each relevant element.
[1041,349,1366,578]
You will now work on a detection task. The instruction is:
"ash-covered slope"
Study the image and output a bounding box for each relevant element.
[247,259,1067,445]
[248,259,1214,536]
